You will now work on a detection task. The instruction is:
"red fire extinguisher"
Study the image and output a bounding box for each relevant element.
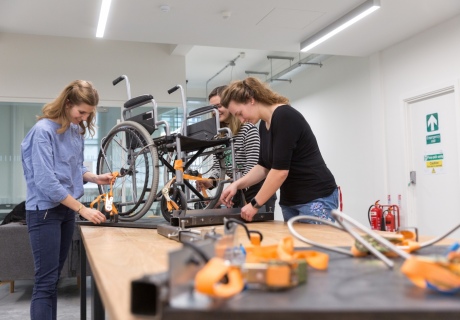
[368,200,383,231]
[384,208,395,232]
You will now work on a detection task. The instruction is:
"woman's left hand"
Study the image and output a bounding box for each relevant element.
[240,203,259,222]
[95,172,114,185]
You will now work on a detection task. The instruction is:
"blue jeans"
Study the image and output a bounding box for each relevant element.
[280,188,339,223]
[26,204,75,320]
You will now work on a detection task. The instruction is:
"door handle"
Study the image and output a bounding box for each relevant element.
[410,171,416,185]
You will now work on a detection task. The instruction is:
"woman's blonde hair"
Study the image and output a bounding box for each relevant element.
[220,76,289,108]
[38,80,99,136]
[209,85,241,136]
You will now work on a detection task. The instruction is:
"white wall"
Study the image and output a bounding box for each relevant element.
[0,32,187,205]
[380,15,460,200]
[380,14,460,232]
[0,33,186,106]
[273,56,382,225]
[271,13,460,228]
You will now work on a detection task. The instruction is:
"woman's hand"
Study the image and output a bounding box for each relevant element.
[95,172,114,185]
[79,207,107,224]
[240,203,259,222]
[196,179,213,192]
[220,183,238,208]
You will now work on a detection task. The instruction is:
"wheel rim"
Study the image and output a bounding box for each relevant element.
[160,189,187,222]
[97,122,158,220]
[185,148,226,210]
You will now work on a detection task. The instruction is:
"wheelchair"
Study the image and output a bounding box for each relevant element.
[96,75,240,222]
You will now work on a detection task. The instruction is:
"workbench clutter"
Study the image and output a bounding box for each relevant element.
[131,218,329,317]
[131,211,460,318]
[289,210,460,294]
[401,243,460,294]
[195,223,329,298]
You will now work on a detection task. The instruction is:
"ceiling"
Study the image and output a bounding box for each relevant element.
[2,0,460,95]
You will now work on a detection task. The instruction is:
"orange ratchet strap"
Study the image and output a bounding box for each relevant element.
[245,236,329,271]
[90,171,119,221]
[195,237,322,298]
[194,219,327,299]
[194,257,244,298]
[401,244,460,293]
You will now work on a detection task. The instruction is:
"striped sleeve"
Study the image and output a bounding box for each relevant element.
[236,123,260,176]
[207,123,260,180]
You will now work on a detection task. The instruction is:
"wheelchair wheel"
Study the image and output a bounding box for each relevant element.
[97,121,159,221]
[189,152,226,210]
[160,188,187,222]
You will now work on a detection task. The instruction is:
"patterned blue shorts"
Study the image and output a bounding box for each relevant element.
[279,188,339,224]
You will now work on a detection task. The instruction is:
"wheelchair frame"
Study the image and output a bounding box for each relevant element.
[96,75,241,222]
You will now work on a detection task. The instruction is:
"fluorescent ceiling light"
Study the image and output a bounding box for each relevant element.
[300,0,380,52]
[96,0,112,38]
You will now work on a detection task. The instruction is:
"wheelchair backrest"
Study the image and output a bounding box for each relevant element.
[186,117,217,140]
[186,105,220,141]
[128,111,155,135]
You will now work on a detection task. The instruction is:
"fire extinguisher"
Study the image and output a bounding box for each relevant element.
[368,200,383,231]
[384,208,395,232]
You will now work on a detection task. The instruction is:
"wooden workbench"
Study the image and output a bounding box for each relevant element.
[79,221,459,320]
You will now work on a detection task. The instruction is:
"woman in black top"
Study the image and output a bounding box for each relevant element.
[220,77,338,222]
[196,86,276,211]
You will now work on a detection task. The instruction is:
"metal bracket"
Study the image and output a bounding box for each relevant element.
[170,207,274,227]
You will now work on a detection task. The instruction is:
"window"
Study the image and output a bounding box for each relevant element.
[0,102,186,212]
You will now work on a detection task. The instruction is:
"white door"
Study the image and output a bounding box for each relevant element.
[407,87,460,239]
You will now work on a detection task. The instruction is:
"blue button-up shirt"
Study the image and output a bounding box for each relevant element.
[21,118,89,210]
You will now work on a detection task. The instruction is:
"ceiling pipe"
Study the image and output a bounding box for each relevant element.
[205,53,244,99]
[266,54,324,83]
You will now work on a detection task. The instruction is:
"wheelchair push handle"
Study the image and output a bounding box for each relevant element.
[112,75,131,100]
[168,85,180,94]
[113,75,126,86]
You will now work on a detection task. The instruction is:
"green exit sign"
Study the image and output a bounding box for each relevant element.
[425,153,444,161]
[426,133,441,145]
[426,113,439,132]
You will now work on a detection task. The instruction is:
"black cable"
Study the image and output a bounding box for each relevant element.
[225,218,263,243]
[181,240,210,263]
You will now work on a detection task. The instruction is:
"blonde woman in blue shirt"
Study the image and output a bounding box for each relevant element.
[21,80,112,320]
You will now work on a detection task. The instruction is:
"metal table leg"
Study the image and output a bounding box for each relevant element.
[80,238,86,320]
[92,277,105,320]
[80,232,105,320]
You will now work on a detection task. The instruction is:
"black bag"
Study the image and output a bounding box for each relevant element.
[1,201,26,225]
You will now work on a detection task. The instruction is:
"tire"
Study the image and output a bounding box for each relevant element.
[173,146,226,210]
[160,188,187,222]
[97,121,159,222]
[189,151,226,210]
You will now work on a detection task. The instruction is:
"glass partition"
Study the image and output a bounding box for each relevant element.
[0,102,188,217]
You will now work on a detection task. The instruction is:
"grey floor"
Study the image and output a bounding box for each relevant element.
[0,277,95,319]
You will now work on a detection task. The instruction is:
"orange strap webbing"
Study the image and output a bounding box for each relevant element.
[245,236,329,270]
[401,256,460,293]
[194,257,244,298]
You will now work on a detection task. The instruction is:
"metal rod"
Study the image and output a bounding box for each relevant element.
[205,53,242,98]
[266,54,324,83]
[245,71,269,75]
[332,210,411,260]
[287,216,353,256]
[271,79,292,83]
[267,55,294,61]
[299,62,323,67]
[419,222,460,248]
